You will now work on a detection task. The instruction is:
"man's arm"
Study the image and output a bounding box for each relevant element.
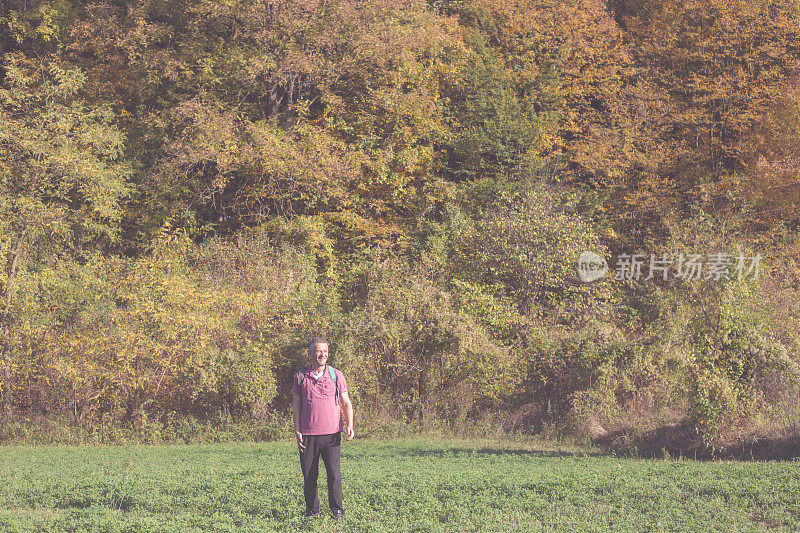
[340,391,354,441]
[292,391,305,451]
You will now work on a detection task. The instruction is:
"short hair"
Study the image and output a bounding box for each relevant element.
[308,336,328,351]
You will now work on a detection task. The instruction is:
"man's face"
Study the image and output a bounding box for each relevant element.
[310,342,329,368]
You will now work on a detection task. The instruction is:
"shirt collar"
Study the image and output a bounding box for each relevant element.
[308,365,327,380]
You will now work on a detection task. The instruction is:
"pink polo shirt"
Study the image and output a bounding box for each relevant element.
[292,365,348,435]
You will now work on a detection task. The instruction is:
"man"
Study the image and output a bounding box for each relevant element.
[292,337,354,521]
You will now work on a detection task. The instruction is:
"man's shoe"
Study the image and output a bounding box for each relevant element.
[331,510,344,522]
[304,511,319,520]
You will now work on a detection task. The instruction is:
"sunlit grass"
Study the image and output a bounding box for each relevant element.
[0,438,798,531]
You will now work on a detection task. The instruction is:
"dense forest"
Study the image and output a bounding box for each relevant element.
[2,0,800,448]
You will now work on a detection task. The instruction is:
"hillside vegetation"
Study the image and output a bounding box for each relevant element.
[1,0,800,448]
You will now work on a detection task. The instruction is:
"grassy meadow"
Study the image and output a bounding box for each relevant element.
[0,438,798,532]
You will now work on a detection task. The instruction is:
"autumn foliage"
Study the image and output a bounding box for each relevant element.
[1,0,800,447]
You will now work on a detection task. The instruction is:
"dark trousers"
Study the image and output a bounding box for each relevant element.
[299,432,343,515]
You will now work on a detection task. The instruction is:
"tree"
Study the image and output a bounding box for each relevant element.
[0,53,132,417]
[617,0,800,237]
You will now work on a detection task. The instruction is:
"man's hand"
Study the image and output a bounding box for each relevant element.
[296,431,306,452]
[345,425,354,441]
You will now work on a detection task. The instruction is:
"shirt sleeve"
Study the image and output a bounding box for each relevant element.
[292,373,301,395]
[336,370,348,394]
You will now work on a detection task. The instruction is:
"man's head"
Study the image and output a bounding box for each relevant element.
[308,336,329,369]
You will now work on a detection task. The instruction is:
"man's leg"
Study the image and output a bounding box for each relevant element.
[299,434,321,515]
[319,432,343,515]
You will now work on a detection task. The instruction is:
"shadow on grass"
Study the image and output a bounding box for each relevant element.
[375,448,595,459]
[596,422,800,461]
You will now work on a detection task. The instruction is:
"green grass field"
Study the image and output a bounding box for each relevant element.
[0,438,798,532]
